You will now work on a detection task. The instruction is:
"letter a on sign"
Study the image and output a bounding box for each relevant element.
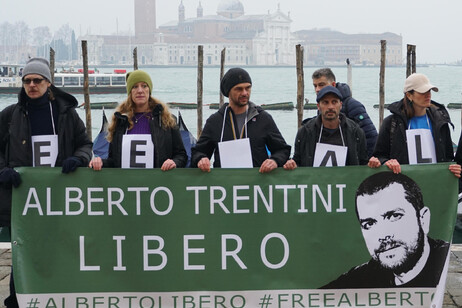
[406,129,436,164]
[313,143,347,167]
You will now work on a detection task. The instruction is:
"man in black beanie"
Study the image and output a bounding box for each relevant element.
[0,57,92,308]
[191,67,290,172]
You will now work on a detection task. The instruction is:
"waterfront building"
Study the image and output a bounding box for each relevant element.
[74,0,402,67]
[296,29,403,66]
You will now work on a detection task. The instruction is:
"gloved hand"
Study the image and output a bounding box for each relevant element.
[0,168,21,188]
[62,157,83,174]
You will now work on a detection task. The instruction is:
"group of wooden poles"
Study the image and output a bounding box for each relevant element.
[46,41,419,141]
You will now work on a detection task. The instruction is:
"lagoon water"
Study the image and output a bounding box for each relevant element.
[2,65,462,153]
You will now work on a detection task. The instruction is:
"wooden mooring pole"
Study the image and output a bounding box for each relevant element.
[49,48,55,84]
[81,40,92,140]
[406,44,416,77]
[133,47,138,70]
[219,48,226,108]
[296,44,304,128]
[379,40,387,128]
[346,58,352,95]
[197,45,204,139]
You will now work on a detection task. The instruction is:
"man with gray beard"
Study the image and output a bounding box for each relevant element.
[321,172,449,288]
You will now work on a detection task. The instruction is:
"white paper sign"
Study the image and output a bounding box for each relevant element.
[218,138,253,168]
[31,135,58,167]
[313,142,348,167]
[121,134,155,169]
[406,129,436,164]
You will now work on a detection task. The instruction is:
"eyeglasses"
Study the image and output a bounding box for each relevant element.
[23,78,45,85]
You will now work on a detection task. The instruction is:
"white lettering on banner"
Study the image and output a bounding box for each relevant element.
[187,184,348,215]
[260,233,289,269]
[78,234,289,272]
[143,236,167,271]
[23,188,44,216]
[113,236,126,271]
[17,289,437,308]
[22,184,348,217]
[312,184,347,213]
[210,186,229,214]
[275,185,297,213]
[222,234,247,270]
[150,187,174,216]
[184,235,205,270]
[127,187,150,215]
[79,236,100,271]
[233,185,250,214]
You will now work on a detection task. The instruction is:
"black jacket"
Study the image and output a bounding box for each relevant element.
[336,82,378,157]
[102,104,187,168]
[293,114,368,167]
[0,85,93,226]
[373,99,454,165]
[191,102,291,168]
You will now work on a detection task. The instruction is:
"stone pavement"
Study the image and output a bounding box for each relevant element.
[0,245,460,308]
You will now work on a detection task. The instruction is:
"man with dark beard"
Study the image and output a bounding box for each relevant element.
[191,68,290,173]
[284,86,367,169]
[321,172,450,289]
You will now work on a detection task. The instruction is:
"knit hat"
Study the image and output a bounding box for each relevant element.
[22,58,52,82]
[316,85,343,102]
[403,73,439,93]
[220,68,252,97]
[126,70,153,95]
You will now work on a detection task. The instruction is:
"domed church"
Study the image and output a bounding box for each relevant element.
[158,0,297,66]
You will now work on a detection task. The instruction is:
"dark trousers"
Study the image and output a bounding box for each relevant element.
[4,267,18,308]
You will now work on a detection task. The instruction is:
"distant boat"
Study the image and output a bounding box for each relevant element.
[209,102,294,110]
[92,109,109,159]
[167,102,198,109]
[373,104,391,108]
[304,103,318,110]
[260,102,294,110]
[447,103,462,109]
[79,101,119,109]
[0,65,127,95]
[178,111,197,168]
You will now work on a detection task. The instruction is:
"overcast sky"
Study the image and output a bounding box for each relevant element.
[3,0,460,64]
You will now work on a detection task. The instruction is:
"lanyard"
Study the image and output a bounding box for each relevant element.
[220,106,248,142]
[48,102,57,135]
[318,123,345,147]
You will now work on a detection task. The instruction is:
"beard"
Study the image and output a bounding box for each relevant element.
[373,227,425,274]
[322,110,339,121]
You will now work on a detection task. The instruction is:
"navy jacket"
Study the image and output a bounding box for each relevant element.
[336,82,378,157]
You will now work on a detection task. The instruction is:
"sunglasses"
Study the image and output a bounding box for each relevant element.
[23,78,45,85]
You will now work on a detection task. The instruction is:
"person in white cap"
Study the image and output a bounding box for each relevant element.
[368,73,461,178]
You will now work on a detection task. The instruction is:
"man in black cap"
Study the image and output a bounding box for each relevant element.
[191,67,290,172]
[0,57,92,307]
[312,68,377,157]
[284,85,367,168]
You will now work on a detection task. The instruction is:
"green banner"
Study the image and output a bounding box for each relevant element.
[12,164,458,308]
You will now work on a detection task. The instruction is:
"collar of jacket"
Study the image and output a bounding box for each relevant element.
[388,99,453,129]
[218,101,261,120]
[18,85,78,113]
[115,103,164,127]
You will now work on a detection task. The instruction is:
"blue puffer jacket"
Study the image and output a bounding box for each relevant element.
[336,82,378,157]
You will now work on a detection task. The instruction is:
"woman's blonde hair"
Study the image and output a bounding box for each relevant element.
[107,95,176,142]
